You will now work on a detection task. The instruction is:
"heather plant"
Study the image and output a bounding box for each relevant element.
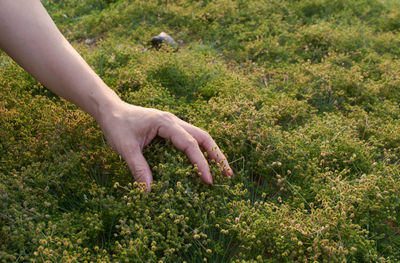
[1,0,400,262]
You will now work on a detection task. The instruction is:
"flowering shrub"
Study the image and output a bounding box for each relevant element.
[1,0,400,261]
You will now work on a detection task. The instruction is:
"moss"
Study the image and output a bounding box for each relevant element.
[1,0,400,261]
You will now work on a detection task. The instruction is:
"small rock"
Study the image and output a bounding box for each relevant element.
[85,37,100,46]
[151,32,178,50]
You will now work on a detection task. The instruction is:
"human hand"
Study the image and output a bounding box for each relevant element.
[0,0,233,191]
[97,101,233,190]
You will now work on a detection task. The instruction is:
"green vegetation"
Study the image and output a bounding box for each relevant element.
[1,0,400,261]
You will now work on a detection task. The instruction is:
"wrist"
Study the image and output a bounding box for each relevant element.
[88,84,124,123]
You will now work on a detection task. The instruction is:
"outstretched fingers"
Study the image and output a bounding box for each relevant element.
[177,120,233,177]
[157,114,213,184]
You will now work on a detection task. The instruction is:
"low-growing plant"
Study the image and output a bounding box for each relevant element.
[1,0,400,262]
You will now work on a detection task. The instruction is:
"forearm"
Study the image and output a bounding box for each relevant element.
[0,0,120,120]
[0,0,233,188]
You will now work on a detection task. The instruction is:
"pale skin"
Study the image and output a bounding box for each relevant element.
[0,0,233,190]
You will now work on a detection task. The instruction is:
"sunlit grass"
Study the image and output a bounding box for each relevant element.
[1,0,400,261]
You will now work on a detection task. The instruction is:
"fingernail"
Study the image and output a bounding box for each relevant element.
[226,168,234,177]
[208,175,213,185]
[146,181,152,192]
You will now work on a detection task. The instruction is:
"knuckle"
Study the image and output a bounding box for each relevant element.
[158,112,176,125]
[184,137,198,151]
[198,130,213,145]
[201,130,211,139]
[186,136,198,146]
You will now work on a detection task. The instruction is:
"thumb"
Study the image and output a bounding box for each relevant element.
[125,149,153,191]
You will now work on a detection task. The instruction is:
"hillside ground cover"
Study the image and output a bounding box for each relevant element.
[1,0,400,261]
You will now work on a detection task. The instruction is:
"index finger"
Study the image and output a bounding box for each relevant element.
[176,120,234,177]
[157,116,213,184]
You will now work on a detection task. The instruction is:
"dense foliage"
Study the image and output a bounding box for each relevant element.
[1,0,400,261]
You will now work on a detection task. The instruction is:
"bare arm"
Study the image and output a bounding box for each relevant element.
[0,0,118,119]
[0,0,233,190]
